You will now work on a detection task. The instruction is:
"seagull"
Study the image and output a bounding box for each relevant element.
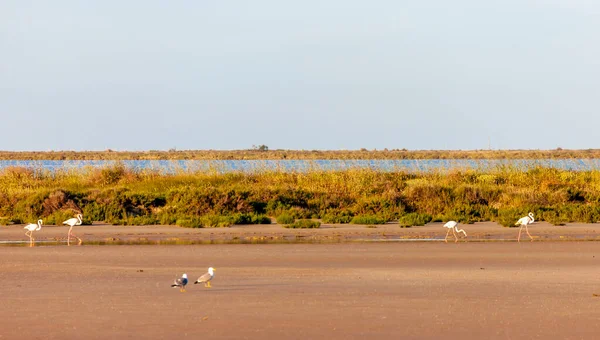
[443,221,467,243]
[63,214,83,246]
[516,212,535,242]
[171,273,188,292]
[24,219,42,246]
[194,267,216,288]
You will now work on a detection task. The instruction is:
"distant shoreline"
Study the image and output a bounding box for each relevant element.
[1,148,599,160]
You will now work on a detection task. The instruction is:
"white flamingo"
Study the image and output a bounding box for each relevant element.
[515,212,535,242]
[194,267,216,288]
[24,219,43,246]
[443,221,467,243]
[63,214,83,246]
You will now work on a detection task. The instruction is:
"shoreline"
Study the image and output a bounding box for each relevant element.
[2,148,600,160]
[3,221,600,245]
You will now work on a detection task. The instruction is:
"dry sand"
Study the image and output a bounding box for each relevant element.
[2,239,600,339]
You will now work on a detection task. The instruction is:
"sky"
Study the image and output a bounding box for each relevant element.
[1,1,599,151]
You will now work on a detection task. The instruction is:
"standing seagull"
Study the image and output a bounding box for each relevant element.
[516,212,535,242]
[171,273,188,292]
[443,221,467,243]
[194,267,216,288]
[63,214,83,246]
[24,219,43,246]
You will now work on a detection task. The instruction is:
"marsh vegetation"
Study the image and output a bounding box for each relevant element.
[0,164,598,227]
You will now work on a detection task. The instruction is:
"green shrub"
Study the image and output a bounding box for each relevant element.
[495,209,529,227]
[542,210,568,226]
[284,219,321,229]
[111,215,159,226]
[176,218,204,228]
[398,213,432,227]
[350,215,386,225]
[234,213,271,225]
[276,213,295,224]
[321,211,353,224]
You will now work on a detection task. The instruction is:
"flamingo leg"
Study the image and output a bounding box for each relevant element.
[72,232,82,245]
[525,224,533,241]
[518,224,523,242]
[67,226,73,246]
[452,228,458,243]
[445,228,450,243]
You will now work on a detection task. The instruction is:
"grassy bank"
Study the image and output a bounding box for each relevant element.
[2,148,600,160]
[0,164,598,227]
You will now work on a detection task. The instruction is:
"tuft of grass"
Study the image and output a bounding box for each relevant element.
[398,213,432,227]
[350,215,386,225]
[321,211,353,224]
[284,219,321,229]
[276,213,295,224]
[176,218,204,228]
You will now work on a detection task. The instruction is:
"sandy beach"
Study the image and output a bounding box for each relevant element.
[2,232,600,339]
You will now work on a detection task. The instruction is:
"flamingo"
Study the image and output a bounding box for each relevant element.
[24,219,42,246]
[443,221,467,243]
[171,273,188,292]
[515,212,535,242]
[63,214,83,246]
[194,267,216,288]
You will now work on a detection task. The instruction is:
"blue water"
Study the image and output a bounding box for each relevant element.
[2,159,600,173]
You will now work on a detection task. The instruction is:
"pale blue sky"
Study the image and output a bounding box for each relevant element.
[1,1,599,151]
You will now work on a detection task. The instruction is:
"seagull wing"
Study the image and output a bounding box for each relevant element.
[171,278,184,288]
[195,272,212,284]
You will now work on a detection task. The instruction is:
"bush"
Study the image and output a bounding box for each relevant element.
[321,211,353,224]
[284,219,321,229]
[542,210,568,226]
[234,213,271,225]
[350,215,386,225]
[495,209,527,227]
[176,218,204,228]
[276,213,295,224]
[398,213,432,227]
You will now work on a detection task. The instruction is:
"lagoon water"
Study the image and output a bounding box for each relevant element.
[2,159,600,173]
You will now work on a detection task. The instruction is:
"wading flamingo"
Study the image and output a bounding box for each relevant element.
[171,273,188,292]
[24,219,42,246]
[194,267,216,288]
[443,221,467,243]
[63,214,83,246]
[516,212,535,242]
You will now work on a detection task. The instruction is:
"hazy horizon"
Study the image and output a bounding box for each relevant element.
[2,1,599,151]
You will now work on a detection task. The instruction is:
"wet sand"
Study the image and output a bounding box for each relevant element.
[3,221,600,244]
[2,242,600,339]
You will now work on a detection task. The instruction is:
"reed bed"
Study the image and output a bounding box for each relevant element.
[0,163,599,227]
